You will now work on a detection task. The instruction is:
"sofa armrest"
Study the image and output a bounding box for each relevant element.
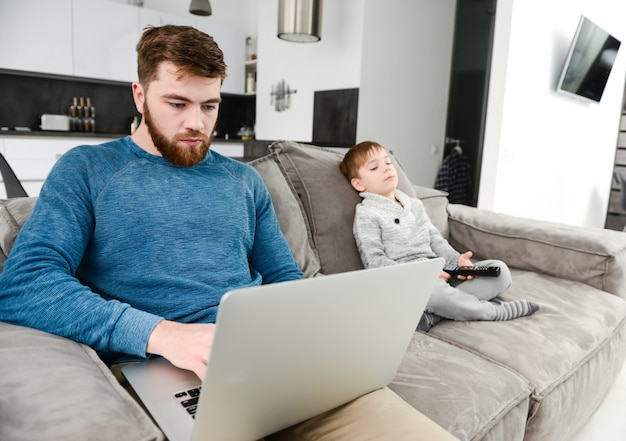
[0,321,163,441]
[447,204,626,299]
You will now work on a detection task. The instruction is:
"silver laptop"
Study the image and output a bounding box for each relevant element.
[122,258,443,441]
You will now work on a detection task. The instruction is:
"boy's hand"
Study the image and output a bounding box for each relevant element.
[455,251,474,280]
[457,251,473,267]
[439,270,452,282]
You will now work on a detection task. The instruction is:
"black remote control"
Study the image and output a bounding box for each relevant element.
[443,265,501,277]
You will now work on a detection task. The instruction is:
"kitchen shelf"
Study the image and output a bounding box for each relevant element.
[245,60,257,95]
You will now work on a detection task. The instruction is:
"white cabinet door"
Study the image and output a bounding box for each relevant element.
[0,0,73,76]
[72,0,139,82]
[139,8,197,29]
[194,21,246,95]
[1,136,115,197]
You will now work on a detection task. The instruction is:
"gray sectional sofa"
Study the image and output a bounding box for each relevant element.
[1,140,625,441]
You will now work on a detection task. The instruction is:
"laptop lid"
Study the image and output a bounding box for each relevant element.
[123,258,443,441]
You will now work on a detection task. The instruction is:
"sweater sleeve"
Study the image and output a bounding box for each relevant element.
[0,148,162,358]
[248,172,303,283]
[412,198,460,264]
[353,204,398,269]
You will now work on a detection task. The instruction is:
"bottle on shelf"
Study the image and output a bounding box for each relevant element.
[86,97,96,133]
[83,97,91,132]
[67,97,96,132]
[69,97,79,131]
[246,36,257,61]
[246,72,256,94]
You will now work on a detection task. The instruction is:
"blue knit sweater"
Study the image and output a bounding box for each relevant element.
[0,137,302,362]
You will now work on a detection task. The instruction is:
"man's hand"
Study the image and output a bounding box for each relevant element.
[146,320,216,381]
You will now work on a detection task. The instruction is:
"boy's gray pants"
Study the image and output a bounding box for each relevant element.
[426,260,512,321]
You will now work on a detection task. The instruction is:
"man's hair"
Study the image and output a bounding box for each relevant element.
[136,25,227,88]
[339,141,386,180]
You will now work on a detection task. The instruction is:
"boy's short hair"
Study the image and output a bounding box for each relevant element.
[340,141,386,180]
[136,25,227,89]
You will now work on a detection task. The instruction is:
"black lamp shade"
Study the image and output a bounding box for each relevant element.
[190,0,212,16]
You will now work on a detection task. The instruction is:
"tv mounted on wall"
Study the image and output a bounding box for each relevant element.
[557,15,621,103]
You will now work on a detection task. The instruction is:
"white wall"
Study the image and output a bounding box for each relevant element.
[480,0,626,228]
[255,0,455,189]
[357,0,456,188]
[109,0,626,228]
[111,0,257,35]
[254,0,363,142]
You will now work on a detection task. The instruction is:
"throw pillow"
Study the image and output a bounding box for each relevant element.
[248,153,322,277]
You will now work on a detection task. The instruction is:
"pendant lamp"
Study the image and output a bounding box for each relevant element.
[189,0,212,16]
[278,0,322,42]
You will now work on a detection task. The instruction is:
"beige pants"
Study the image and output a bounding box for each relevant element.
[267,387,459,441]
[111,364,458,441]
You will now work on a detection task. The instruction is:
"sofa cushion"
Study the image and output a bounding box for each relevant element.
[248,153,322,277]
[414,186,450,239]
[0,321,163,441]
[268,141,423,275]
[429,270,626,441]
[0,197,37,272]
[390,332,531,441]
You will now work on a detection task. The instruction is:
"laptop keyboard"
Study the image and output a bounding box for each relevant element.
[174,386,202,418]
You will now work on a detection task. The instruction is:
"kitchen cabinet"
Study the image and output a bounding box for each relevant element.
[72,0,139,82]
[139,8,197,29]
[0,0,73,76]
[0,0,247,91]
[0,136,244,199]
[0,136,115,198]
[195,21,246,95]
[211,141,244,159]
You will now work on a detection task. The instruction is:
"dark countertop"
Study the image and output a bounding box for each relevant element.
[0,129,128,138]
[0,130,251,143]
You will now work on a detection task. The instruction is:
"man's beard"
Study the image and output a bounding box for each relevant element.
[143,102,213,167]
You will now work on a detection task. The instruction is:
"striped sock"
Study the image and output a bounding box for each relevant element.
[417,312,443,331]
[492,299,540,321]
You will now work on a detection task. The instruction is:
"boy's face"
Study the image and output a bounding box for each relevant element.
[350,148,398,199]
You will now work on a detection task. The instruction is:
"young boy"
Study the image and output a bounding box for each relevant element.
[340,141,539,330]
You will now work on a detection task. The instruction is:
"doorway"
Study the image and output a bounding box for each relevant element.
[444,0,496,206]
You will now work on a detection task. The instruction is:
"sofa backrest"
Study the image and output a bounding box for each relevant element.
[249,141,451,277]
[0,143,451,278]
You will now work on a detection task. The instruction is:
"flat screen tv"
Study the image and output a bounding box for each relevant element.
[557,15,621,103]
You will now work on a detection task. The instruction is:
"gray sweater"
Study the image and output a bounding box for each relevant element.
[353,190,460,268]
